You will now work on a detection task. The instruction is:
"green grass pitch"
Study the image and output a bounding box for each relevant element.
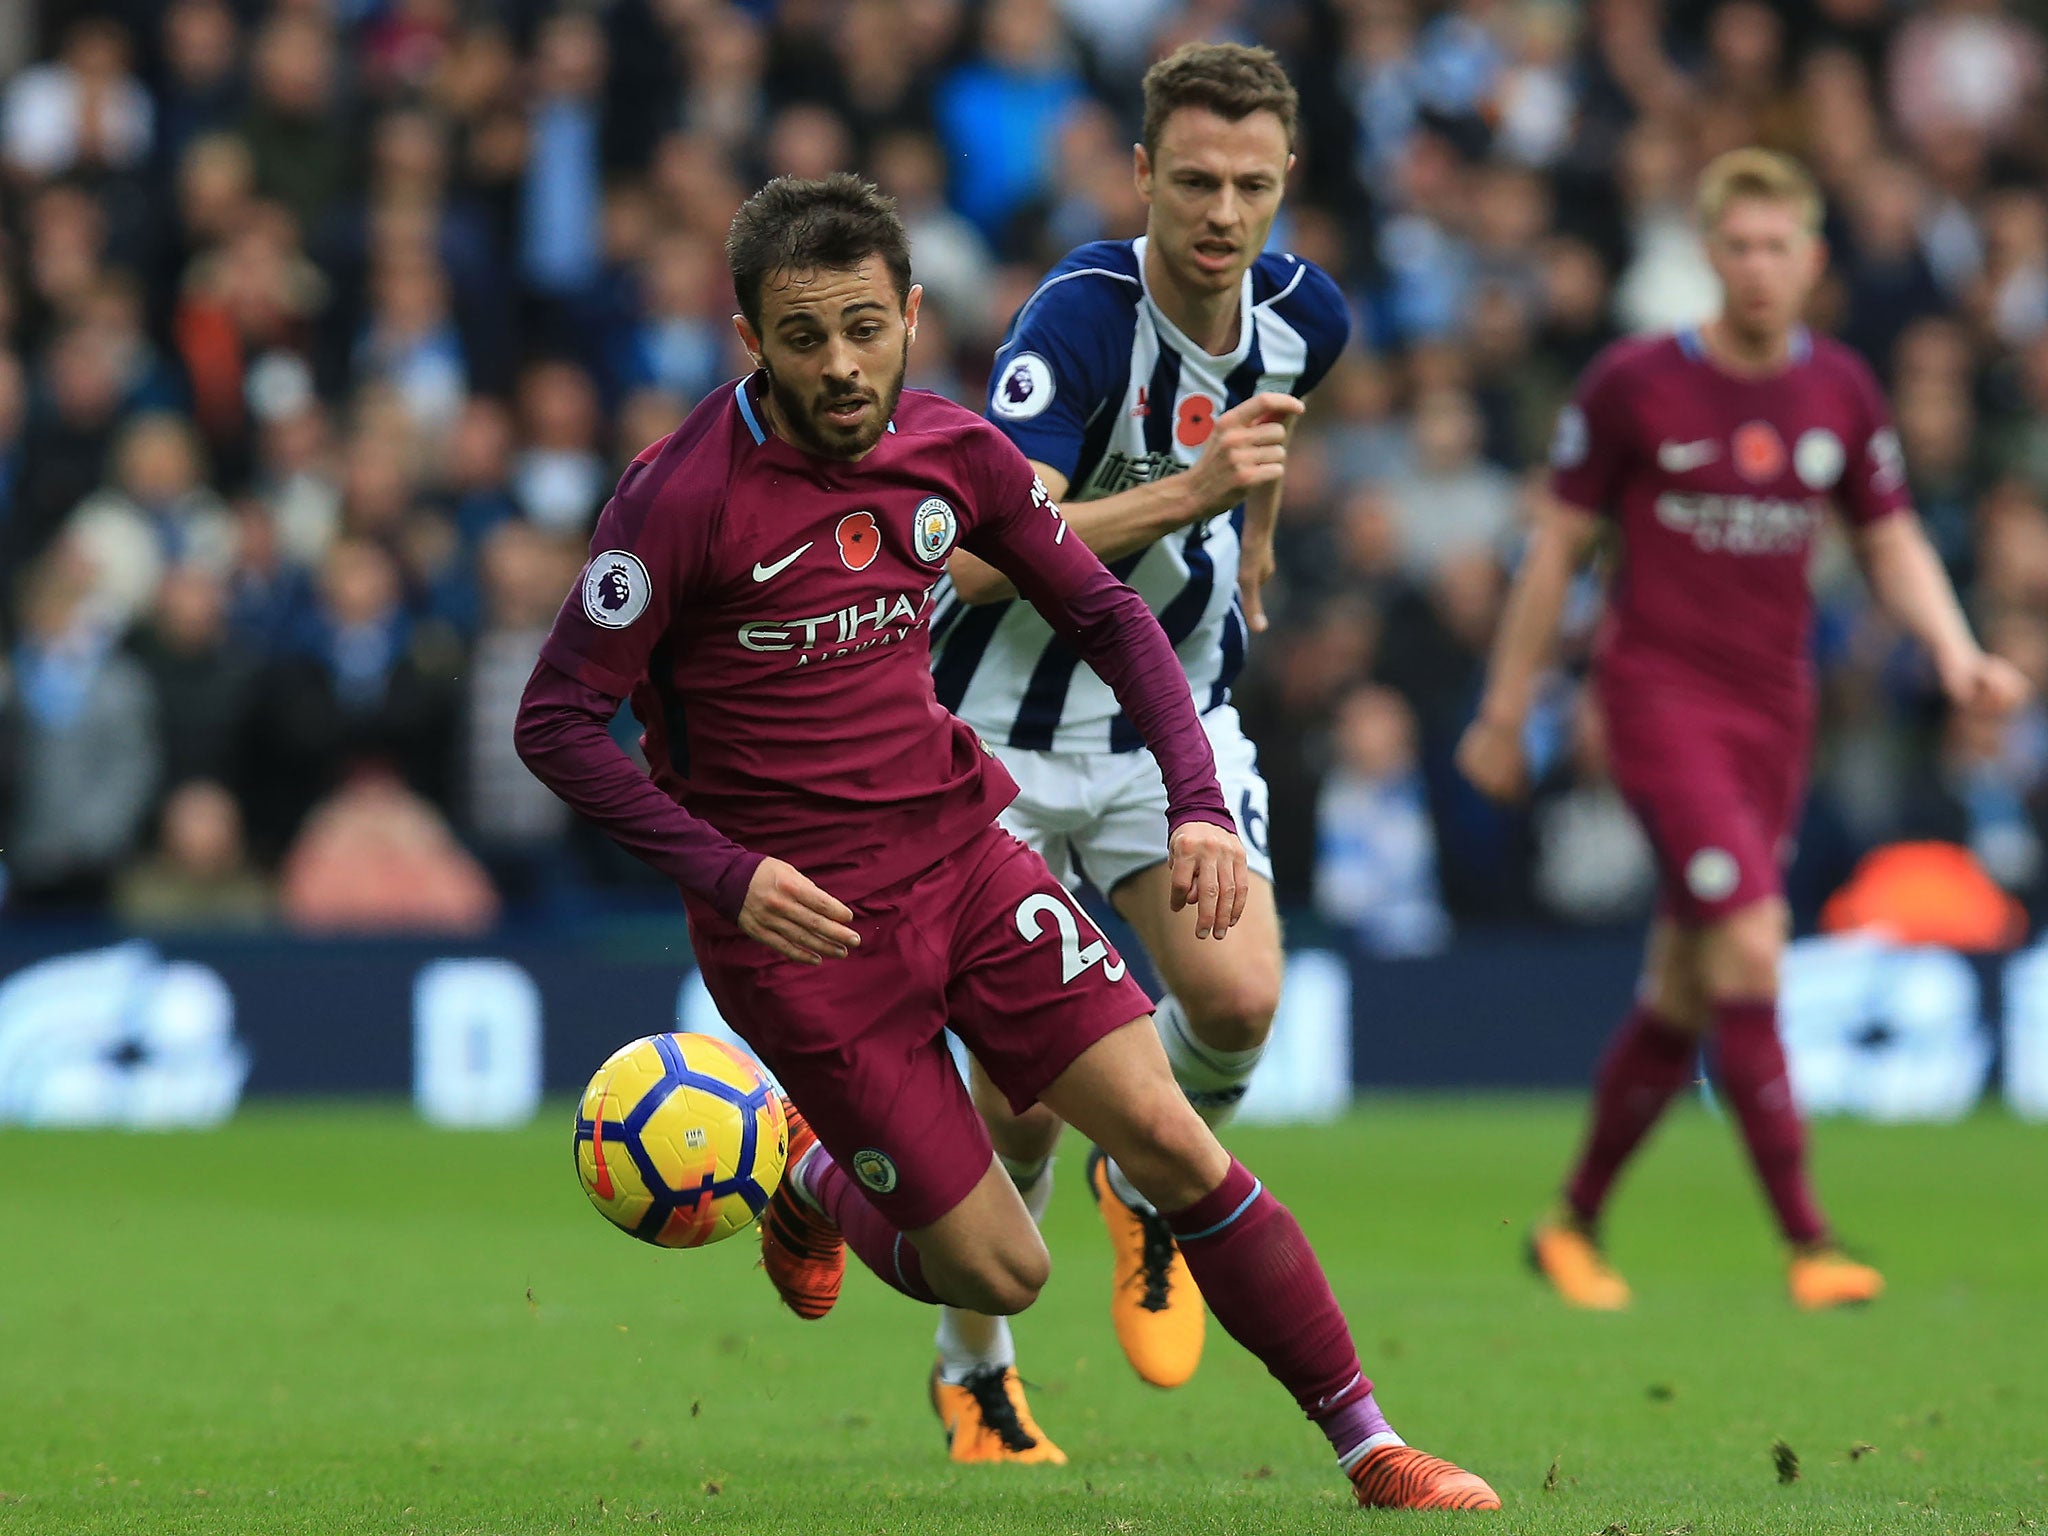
[1,1098,2043,1534]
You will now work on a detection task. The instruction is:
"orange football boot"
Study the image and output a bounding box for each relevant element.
[1528,1214,1631,1311]
[758,1097,844,1320]
[1349,1443,1502,1510]
[927,1363,1068,1465]
[1788,1245,1884,1310]
[1086,1149,1204,1388]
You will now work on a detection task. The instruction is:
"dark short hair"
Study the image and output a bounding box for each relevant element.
[1141,42,1299,159]
[725,173,913,330]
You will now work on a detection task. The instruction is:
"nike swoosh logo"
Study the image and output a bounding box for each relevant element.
[1658,440,1719,472]
[752,542,813,582]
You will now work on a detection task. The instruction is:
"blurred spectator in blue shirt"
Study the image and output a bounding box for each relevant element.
[1971,188,2048,354]
[512,361,609,537]
[1837,157,1945,375]
[354,248,469,443]
[1033,102,1150,260]
[329,108,511,396]
[1415,0,1504,122]
[252,402,342,572]
[871,131,997,344]
[936,0,1085,246]
[1315,684,1451,957]
[247,537,455,856]
[65,412,236,635]
[155,0,244,172]
[607,230,731,408]
[2,544,160,911]
[522,12,607,306]
[1377,129,1476,342]
[1530,689,1656,926]
[439,398,520,551]
[1345,0,1421,195]
[223,496,315,657]
[1057,0,1177,77]
[1905,703,2047,897]
[1896,370,1979,584]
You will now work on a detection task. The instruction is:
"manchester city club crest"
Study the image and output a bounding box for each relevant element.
[851,1147,899,1193]
[1794,428,1845,489]
[913,497,958,563]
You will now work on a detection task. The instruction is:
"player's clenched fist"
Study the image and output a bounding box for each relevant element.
[1168,821,1249,942]
[739,857,861,965]
[1455,714,1528,803]
[1186,391,1304,517]
[1937,646,2030,719]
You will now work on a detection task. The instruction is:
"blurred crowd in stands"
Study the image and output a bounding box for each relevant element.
[2,0,2048,946]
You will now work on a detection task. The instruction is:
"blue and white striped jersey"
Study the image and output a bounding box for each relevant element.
[930,236,1349,753]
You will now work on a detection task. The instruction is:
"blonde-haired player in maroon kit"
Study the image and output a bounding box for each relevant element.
[1459,149,2027,1311]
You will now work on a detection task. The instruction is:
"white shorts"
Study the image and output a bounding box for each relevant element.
[993,705,1274,896]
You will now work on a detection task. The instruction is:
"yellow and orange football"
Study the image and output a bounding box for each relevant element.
[572,1033,787,1248]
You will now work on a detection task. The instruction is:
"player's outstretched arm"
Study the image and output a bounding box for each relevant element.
[948,393,1304,604]
[1855,513,2029,716]
[517,663,861,958]
[964,463,1245,937]
[1456,491,1603,802]
[514,658,767,917]
[1032,559,1247,941]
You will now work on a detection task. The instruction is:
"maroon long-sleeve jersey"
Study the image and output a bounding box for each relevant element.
[1549,326,1910,715]
[516,374,1233,920]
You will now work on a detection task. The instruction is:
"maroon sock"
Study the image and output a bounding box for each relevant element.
[1564,1003,1699,1225]
[800,1148,941,1304]
[1712,998,1828,1246]
[1165,1160,1373,1428]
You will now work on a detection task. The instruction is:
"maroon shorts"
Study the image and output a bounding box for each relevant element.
[687,823,1154,1230]
[1599,677,1811,926]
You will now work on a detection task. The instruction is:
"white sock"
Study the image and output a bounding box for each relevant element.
[1014,1157,1055,1223]
[936,1308,1013,1382]
[1156,993,1266,1129]
[789,1141,825,1213]
[1337,1431,1407,1471]
[934,1156,1055,1383]
[1000,1153,1053,1209]
[1107,995,1267,1217]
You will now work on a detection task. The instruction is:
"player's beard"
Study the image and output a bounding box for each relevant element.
[762,338,909,461]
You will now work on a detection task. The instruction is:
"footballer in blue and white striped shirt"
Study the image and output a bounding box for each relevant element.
[922,42,1416,1490]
